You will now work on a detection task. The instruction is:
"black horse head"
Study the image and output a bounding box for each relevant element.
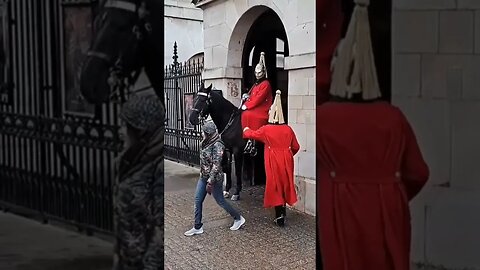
[189,83,213,126]
[80,0,153,105]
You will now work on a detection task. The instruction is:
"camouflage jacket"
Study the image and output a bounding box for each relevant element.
[200,141,225,183]
[113,125,164,268]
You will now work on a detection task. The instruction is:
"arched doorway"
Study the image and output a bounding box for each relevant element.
[242,9,289,122]
[232,8,289,186]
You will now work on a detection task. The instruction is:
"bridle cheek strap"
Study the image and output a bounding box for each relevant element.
[104,0,137,13]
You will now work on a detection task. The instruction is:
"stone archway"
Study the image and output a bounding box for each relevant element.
[241,9,289,122]
[226,5,290,186]
[227,5,289,120]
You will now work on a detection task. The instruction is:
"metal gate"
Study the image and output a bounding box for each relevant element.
[164,43,203,166]
[0,0,120,235]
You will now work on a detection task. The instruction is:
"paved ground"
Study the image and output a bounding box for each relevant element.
[164,160,317,270]
[0,212,112,270]
[0,159,436,270]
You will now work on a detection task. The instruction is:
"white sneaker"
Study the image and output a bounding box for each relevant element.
[223,191,230,198]
[184,226,204,236]
[230,216,246,231]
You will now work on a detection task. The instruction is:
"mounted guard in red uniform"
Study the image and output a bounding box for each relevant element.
[240,52,273,156]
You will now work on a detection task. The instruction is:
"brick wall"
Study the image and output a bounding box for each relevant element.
[393,1,480,268]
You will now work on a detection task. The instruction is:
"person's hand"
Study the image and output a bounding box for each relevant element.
[206,181,213,195]
[241,104,247,111]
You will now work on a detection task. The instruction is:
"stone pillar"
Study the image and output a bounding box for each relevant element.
[281,0,316,216]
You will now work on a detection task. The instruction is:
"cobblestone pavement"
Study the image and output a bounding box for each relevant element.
[164,160,316,270]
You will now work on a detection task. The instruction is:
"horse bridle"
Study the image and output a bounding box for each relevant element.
[193,90,240,136]
[192,92,211,125]
[87,0,151,103]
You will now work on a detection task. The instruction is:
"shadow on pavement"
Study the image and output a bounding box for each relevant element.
[15,255,112,270]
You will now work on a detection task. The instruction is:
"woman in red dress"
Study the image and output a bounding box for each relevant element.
[317,1,430,269]
[243,90,300,226]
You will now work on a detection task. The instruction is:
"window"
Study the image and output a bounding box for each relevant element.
[276,38,285,68]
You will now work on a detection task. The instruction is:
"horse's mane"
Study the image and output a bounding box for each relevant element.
[210,90,237,112]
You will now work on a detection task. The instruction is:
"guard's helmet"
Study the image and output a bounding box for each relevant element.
[255,52,268,79]
[268,90,285,124]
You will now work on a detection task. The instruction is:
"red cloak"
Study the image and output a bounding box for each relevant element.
[316,101,429,270]
[241,79,272,130]
[243,124,300,208]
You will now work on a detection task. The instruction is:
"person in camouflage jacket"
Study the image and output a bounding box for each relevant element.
[184,121,246,236]
[113,94,164,270]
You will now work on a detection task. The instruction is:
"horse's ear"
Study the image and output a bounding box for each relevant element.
[206,84,213,92]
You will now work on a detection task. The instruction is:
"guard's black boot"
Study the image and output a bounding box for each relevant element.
[274,205,286,227]
[250,140,257,156]
[244,139,257,156]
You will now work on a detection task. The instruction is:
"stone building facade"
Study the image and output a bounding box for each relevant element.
[393,0,480,268]
[164,0,204,64]
[194,0,316,216]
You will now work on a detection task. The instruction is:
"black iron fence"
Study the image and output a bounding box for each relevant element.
[0,0,120,234]
[164,43,203,166]
[0,1,202,235]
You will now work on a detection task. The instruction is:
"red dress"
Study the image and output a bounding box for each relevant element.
[316,101,429,270]
[241,79,272,130]
[243,124,300,208]
[316,0,344,105]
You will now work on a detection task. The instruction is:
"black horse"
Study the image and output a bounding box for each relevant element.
[80,0,163,105]
[189,84,265,199]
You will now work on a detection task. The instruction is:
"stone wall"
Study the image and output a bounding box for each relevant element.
[392,1,480,268]
[164,0,204,64]
[198,0,316,216]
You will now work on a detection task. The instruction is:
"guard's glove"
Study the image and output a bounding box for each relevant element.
[241,104,247,111]
[206,181,214,195]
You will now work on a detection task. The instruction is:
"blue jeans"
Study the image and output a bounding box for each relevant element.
[194,177,241,229]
